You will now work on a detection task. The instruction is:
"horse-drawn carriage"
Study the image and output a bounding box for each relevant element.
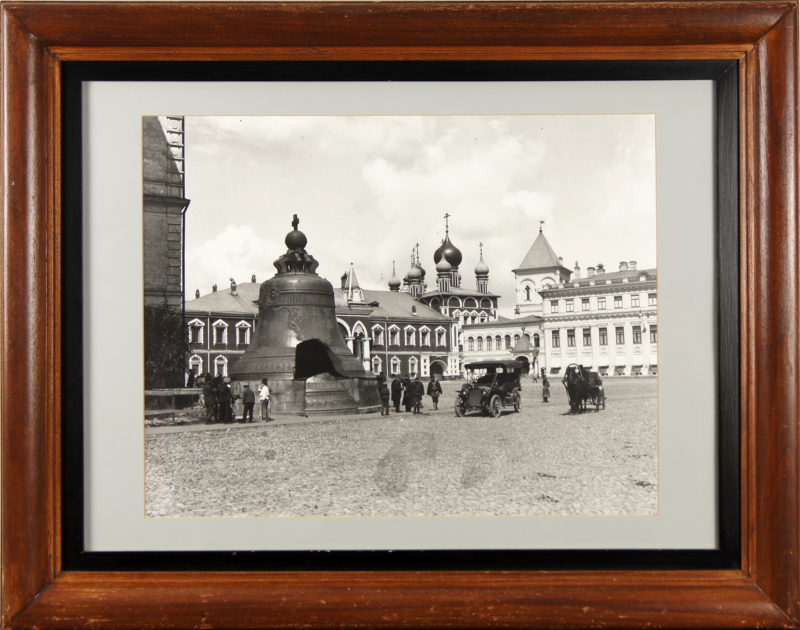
[562,363,605,412]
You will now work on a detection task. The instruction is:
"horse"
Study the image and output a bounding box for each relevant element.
[562,364,604,413]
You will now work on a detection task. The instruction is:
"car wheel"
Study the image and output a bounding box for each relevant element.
[454,397,466,417]
[489,394,502,418]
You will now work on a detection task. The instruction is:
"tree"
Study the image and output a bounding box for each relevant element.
[144,303,188,389]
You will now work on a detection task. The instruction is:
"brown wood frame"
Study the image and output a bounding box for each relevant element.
[1,1,797,627]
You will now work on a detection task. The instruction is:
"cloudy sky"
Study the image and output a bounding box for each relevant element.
[183,115,656,315]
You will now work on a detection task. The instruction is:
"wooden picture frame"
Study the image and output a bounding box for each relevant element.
[1,1,797,627]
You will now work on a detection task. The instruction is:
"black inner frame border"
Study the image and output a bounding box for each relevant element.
[61,60,739,572]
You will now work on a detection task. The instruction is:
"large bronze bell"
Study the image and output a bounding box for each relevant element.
[229,215,380,415]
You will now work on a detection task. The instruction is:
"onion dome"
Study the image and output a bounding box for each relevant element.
[436,257,452,273]
[388,261,401,290]
[407,264,423,281]
[475,245,489,276]
[434,234,462,267]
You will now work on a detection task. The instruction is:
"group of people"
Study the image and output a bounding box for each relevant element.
[198,374,273,423]
[378,375,443,416]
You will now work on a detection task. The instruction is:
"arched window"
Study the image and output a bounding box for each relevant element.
[188,354,203,376]
[534,333,540,348]
[467,337,475,351]
[525,285,532,301]
[514,334,520,345]
[390,356,401,375]
[486,336,493,351]
[504,335,511,349]
[479,312,488,323]
[495,335,502,348]
[214,355,228,377]
[371,356,382,374]
[408,356,419,377]
[477,337,483,351]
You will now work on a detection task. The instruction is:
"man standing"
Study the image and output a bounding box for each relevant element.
[259,378,273,422]
[241,383,255,422]
[411,376,424,414]
[390,375,402,412]
[378,377,391,416]
[426,376,442,410]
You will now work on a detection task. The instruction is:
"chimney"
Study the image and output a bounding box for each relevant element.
[251,274,257,283]
[596,263,605,274]
[573,261,580,279]
[619,261,629,271]
[195,289,200,299]
[629,260,637,271]
[212,284,217,292]
[587,266,595,277]
[340,273,348,290]
[230,278,237,295]
[558,256,564,265]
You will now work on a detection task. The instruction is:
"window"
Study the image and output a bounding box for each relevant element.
[533,333,540,348]
[389,326,400,346]
[187,319,204,344]
[599,327,608,346]
[435,328,446,346]
[371,356,382,374]
[504,335,511,349]
[648,293,658,306]
[650,324,658,344]
[567,329,575,347]
[408,356,418,376]
[598,297,606,310]
[495,335,502,349]
[372,326,385,346]
[420,327,431,346]
[551,330,560,348]
[390,356,401,375]
[479,312,488,323]
[188,355,203,376]
[615,326,625,345]
[405,327,416,346]
[565,299,574,312]
[632,325,642,344]
[614,295,623,309]
[524,286,532,301]
[477,337,483,351]
[550,300,559,314]
[582,328,592,346]
[235,321,251,346]
[468,337,475,351]
[513,334,520,345]
[631,294,640,308]
[212,320,228,345]
[486,337,493,351]
[581,298,590,311]
[214,355,228,377]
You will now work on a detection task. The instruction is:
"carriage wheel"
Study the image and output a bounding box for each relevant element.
[512,389,521,412]
[489,395,502,418]
[454,397,466,417]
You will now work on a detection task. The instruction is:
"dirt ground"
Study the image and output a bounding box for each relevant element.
[145,377,658,517]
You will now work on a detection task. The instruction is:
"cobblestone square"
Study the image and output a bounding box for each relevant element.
[146,377,657,518]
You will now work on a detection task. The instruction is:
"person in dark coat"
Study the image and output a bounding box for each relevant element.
[219,378,233,422]
[241,383,256,422]
[411,377,425,414]
[378,378,391,416]
[390,376,402,412]
[426,376,442,410]
[202,375,216,422]
[542,377,550,403]
[402,376,412,412]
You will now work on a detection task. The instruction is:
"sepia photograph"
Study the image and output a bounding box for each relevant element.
[143,114,658,518]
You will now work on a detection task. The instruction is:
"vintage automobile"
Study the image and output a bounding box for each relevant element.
[455,360,523,417]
